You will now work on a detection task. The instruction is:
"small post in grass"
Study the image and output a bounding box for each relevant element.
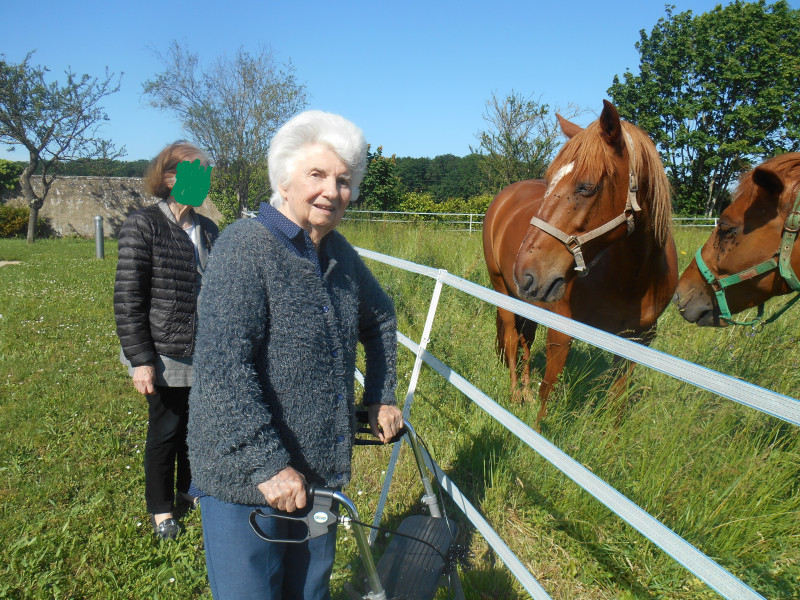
[94,215,105,259]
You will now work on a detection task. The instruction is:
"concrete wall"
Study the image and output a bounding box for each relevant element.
[3,176,222,237]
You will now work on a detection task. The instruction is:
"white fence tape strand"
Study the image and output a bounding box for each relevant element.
[357,247,800,427]
[354,246,781,599]
[396,332,765,600]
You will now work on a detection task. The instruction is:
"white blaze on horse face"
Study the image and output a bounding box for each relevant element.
[545,162,574,199]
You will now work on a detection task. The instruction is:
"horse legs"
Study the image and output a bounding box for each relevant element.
[517,316,537,402]
[496,309,537,403]
[537,328,573,425]
[496,308,522,402]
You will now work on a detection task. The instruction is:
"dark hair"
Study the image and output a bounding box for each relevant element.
[143,141,211,199]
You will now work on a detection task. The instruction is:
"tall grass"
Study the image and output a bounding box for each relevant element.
[0,227,798,599]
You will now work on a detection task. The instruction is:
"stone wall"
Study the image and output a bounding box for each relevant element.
[2,176,222,237]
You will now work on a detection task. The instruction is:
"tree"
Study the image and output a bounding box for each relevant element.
[426,153,487,201]
[357,146,402,211]
[608,1,800,216]
[143,42,307,220]
[0,52,123,242]
[0,159,22,196]
[472,91,581,192]
[394,154,490,201]
[394,156,431,194]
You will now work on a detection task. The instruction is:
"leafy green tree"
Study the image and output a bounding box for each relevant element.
[0,158,22,196]
[394,154,489,202]
[608,1,800,215]
[144,41,307,218]
[394,156,431,194]
[357,146,402,211]
[0,52,123,242]
[472,91,579,192]
[427,153,487,201]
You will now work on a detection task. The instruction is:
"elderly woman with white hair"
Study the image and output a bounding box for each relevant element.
[188,110,402,600]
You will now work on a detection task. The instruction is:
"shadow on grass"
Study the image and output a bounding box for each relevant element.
[445,420,654,599]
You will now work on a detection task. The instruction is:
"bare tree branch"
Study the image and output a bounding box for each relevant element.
[0,51,124,242]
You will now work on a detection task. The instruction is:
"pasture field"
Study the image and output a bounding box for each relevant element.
[0,226,798,599]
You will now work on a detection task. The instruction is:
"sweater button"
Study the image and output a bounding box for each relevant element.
[322,306,330,313]
[337,435,345,443]
[331,350,338,358]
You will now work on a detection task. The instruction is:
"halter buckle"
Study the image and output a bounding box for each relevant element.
[783,212,800,234]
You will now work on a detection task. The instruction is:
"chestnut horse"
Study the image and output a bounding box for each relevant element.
[675,152,800,327]
[483,100,678,423]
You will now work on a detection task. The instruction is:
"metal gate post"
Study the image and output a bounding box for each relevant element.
[369,269,447,544]
[94,216,105,259]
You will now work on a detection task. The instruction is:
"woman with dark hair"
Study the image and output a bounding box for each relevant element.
[114,141,218,540]
[188,111,402,599]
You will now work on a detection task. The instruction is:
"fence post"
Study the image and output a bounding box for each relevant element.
[94,215,105,259]
[369,269,447,544]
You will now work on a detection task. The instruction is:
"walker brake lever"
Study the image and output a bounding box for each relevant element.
[249,485,338,543]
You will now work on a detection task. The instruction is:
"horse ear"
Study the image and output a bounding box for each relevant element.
[557,113,583,139]
[599,100,624,154]
[752,166,784,197]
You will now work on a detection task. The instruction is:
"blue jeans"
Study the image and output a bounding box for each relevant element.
[200,495,337,600]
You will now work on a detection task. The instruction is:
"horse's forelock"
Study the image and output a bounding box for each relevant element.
[546,120,672,247]
[547,121,618,184]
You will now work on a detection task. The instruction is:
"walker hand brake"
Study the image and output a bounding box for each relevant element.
[249,485,338,543]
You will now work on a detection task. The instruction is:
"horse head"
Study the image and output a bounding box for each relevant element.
[675,154,800,326]
[513,100,664,303]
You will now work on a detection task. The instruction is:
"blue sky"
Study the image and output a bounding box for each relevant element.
[3,0,797,162]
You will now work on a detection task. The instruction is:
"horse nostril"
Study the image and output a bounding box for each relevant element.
[521,272,536,294]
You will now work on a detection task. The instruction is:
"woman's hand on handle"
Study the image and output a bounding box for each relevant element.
[258,467,307,513]
[132,364,156,395]
[367,403,403,444]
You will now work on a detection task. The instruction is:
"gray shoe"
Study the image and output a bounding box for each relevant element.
[151,515,180,540]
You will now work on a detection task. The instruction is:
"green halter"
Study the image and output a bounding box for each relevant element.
[693,189,800,327]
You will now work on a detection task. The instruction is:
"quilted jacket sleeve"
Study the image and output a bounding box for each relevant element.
[114,211,157,367]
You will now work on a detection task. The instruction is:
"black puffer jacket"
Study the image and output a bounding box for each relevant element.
[114,204,219,367]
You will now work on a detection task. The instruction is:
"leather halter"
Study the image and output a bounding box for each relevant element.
[528,131,641,276]
[693,189,800,327]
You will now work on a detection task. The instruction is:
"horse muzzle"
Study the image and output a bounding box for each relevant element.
[672,288,723,327]
[515,269,567,303]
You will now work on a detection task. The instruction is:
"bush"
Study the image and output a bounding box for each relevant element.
[0,205,29,237]
[0,205,52,238]
[0,159,23,195]
[398,192,494,216]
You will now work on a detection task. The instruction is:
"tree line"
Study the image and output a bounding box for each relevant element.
[2,0,799,241]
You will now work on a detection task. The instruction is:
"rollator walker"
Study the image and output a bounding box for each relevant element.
[250,412,466,600]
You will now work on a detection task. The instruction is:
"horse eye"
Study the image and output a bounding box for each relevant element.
[576,182,598,196]
[717,220,737,236]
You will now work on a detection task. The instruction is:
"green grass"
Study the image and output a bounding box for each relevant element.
[1,228,798,599]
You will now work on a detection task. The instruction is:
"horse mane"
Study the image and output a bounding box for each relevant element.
[735,152,800,212]
[546,119,673,247]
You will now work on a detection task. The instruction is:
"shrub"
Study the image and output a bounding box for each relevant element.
[0,205,29,237]
[0,205,52,238]
[398,192,495,216]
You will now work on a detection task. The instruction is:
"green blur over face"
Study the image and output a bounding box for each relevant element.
[172,159,212,207]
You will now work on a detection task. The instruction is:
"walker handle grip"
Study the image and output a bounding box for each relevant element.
[248,484,338,543]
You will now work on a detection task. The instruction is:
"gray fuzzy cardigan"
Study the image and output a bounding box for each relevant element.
[187,218,398,505]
